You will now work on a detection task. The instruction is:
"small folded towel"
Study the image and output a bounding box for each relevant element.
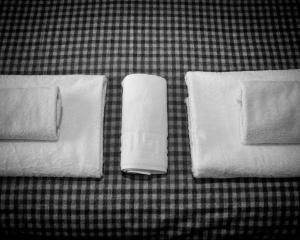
[238,80,300,144]
[0,75,107,178]
[0,87,62,141]
[121,74,168,175]
[186,70,300,178]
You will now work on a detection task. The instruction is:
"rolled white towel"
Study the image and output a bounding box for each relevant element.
[238,80,300,144]
[121,74,168,175]
[0,87,62,141]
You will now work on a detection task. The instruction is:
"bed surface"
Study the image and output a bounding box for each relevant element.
[0,0,300,239]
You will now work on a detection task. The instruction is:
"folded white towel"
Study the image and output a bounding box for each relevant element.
[0,87,62,141]
[186,70,300,178]
[121,74,168,175]
[238,80,300,144]
[0,75,107,178]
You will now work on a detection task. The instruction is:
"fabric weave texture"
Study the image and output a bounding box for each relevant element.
[0,0,300,239]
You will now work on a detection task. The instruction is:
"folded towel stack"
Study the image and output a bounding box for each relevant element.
[238,80,300,144]
[0,75,107,178]
[185,70,300,178]
[121,74,168,175]
[0,87,62,141]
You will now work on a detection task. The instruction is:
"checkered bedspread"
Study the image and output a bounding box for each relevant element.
[0,0,300,239]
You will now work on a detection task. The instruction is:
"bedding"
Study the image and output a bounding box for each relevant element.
[0,0,300,239]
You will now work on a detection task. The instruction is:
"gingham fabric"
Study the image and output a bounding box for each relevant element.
[0,0,300,239]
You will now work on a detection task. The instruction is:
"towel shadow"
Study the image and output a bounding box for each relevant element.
[121,171,167,181]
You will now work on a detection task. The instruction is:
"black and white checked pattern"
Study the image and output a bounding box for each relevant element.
[0,0,300,239]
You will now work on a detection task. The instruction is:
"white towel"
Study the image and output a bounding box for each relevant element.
[186,70,300,178]
[0,75,107,178]
[121,74,168,175]
[0,87,62,141]
[238,80,300,144]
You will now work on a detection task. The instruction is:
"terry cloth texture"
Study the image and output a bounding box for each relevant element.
[0,75,107,178]
[0,87,62,141]
[239,79,300,144]
[185,70,300,178]
[121,74,168,175]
